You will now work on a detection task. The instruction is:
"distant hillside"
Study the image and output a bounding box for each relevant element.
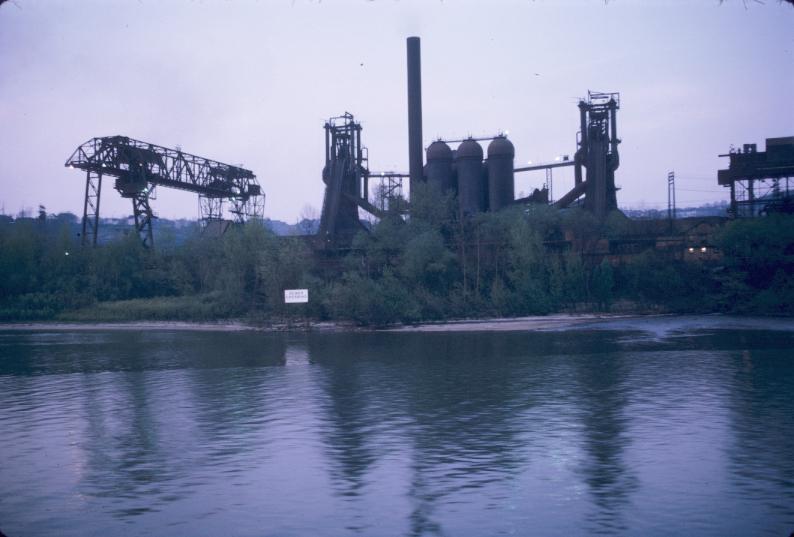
[265,218,319,236]
[1,202,730,243]
[0,211,320,244]
[622,201,729,220]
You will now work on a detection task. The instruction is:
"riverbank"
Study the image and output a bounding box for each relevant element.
[4,313,792,334]
[384,313,627,332]
[0,320,347,332]
[0,314,631,333]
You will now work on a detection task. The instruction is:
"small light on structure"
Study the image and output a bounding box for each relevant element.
[701,247,707,253]
[555,156,561,162]
[688,247,694,253]
[65,251,70,256]
[528,161,533,165]
[504,130,509,136]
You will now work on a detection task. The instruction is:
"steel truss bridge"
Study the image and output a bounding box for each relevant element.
[66,136,264,248]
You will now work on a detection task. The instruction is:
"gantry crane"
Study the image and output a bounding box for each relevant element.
[66,136,264,248]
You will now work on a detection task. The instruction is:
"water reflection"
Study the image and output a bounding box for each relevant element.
[0,330,286,375]
[306,335,404,534]
[2,322,794,536]
[570,345,637,534]
[308,333,536,536]
[309,337,377,498]
[63,332,287,519]
[79,369,168,517]
[726,347,794,531]
[400,335,529,536]
[184,359,283,470]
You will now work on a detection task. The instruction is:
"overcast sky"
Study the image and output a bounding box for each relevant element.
[1,0,792,222]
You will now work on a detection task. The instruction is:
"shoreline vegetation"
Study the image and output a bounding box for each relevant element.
[1,196,793,326]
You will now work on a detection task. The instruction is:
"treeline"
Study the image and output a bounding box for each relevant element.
[1,192,792,324]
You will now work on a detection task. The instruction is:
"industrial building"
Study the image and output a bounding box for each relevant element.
[316,37,626,248]
[65,37,791,252]
[718,137,794,217]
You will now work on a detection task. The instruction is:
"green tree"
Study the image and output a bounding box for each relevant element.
[591,259,615,311]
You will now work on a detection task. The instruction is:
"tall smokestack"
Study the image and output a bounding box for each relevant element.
[407,36,423,194]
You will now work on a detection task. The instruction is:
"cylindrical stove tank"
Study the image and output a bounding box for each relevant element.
[425,140,455,194]
[487,136,515,211]
[455,138,485,214]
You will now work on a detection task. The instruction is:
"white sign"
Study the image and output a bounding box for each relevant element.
[284,289,309,304]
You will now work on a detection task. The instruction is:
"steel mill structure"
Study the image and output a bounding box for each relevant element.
[315,37,627,247]
[316,113,407,248]
[718,137,794,217]
[66,37,788,252]
[65,136,263,248]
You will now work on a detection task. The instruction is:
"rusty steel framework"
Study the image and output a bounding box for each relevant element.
[318,113,399,248]
[514,91,620,218]
[318,113,369,248]
[66,136,264,247]
[514,157,573,205]
[372,171,408,214]
[718,138,794,217]
[576,91,620,218]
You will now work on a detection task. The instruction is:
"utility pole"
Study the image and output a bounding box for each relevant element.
[667,171,676,223]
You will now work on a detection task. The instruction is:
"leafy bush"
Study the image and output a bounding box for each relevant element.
[2,210,790,324]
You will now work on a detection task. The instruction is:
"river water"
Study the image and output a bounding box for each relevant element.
[1,316,793,536]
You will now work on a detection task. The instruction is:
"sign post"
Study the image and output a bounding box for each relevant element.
[284,289,309,304]
[284,289,309,329]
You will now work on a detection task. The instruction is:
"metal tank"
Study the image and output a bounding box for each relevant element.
[425,140,455,194]
[486,136,515,211]
[456,138,485,214]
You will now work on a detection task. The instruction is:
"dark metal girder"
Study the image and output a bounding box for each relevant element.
[717,165,794,185]
[66,135,264,247]
[66,136,257,199]
[437,135,504,144]
[514,160,575,173]
[71,164,237,198]
[81,170,102,247]
[131,192,154,249]
[552,180,588,209]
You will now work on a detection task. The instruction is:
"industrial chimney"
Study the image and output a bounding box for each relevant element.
[407,36,423,194]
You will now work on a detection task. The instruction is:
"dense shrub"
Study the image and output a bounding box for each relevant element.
[2,211,791,324]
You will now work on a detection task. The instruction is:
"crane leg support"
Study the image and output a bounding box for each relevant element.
[132,192,154,249]
[81,171,103,247]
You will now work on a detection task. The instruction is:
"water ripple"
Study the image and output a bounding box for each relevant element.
[1,319,793,536]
